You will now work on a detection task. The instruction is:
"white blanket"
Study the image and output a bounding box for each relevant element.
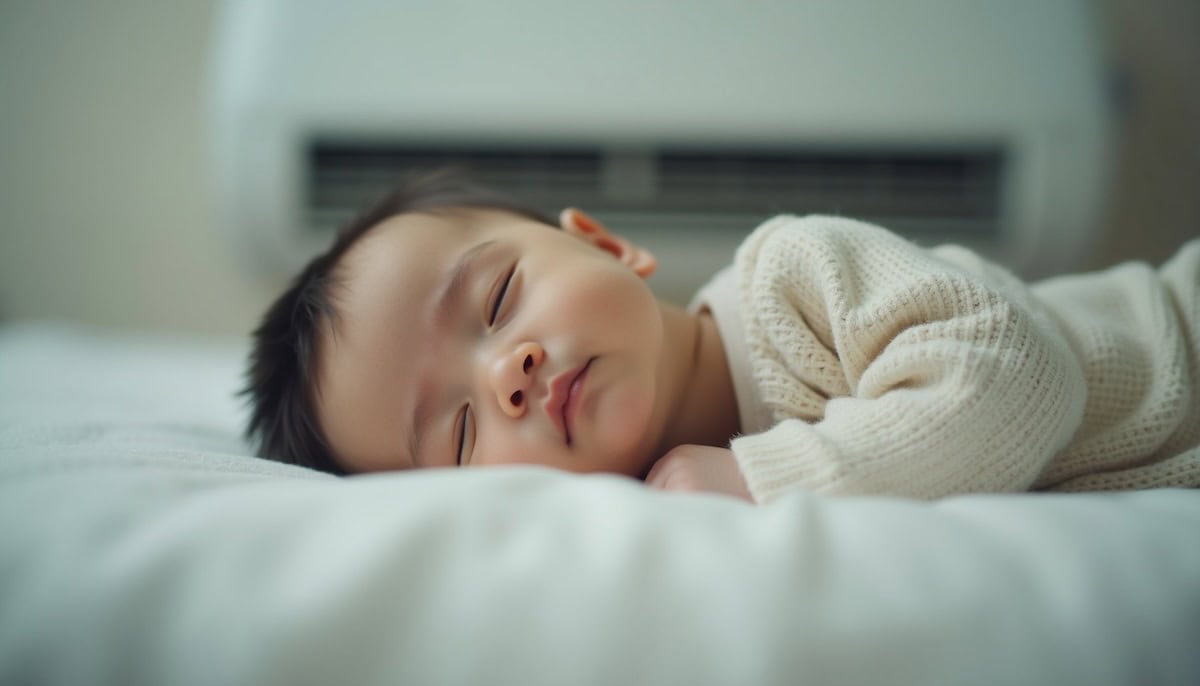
[1,323,1197,686]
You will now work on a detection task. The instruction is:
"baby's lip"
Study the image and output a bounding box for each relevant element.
[544,359,592,444]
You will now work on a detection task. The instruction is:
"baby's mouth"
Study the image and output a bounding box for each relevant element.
[561,359,593,445]
[545,358,593,445]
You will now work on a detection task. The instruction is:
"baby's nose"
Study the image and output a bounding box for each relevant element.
[489,342,544,418]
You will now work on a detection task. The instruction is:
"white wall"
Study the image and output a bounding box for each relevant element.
[0,0,276,336]
[0,1,1195,336]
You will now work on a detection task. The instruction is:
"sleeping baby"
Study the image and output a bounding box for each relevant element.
[242,169,1200,502]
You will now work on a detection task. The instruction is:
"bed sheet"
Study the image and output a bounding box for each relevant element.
[1,323,1197,686]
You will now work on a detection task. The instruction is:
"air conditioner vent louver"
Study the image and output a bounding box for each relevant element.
[307,142,1004,237]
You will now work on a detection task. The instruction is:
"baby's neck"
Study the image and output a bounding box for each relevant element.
[652,303,740,463]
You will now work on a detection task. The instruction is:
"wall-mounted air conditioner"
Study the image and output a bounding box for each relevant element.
[209,0,1112,302]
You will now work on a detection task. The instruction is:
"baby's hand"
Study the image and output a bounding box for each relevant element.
[644,445,754,503]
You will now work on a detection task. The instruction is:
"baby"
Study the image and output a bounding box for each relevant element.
[243,169,1200,503]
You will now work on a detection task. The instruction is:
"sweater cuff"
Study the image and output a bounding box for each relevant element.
[730,423,844,504]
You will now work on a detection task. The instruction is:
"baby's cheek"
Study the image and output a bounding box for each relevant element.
[590,379,655,475]
[474,428,546,469]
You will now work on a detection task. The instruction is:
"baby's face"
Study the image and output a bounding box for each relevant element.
[315,208,671,477]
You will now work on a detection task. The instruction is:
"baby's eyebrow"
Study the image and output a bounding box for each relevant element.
[432,239,496,329]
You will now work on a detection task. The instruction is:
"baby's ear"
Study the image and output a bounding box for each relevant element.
[559,208,657,278]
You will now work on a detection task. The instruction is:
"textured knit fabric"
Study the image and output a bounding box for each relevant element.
[698,215,1200,503]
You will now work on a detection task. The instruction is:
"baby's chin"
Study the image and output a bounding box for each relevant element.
[563,430,655,481]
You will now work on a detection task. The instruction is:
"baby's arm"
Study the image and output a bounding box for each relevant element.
[731,216,1087,502]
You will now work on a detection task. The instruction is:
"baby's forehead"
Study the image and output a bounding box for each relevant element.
[329,215,454,327]
[328,215,453,308]
[334,207,541,293]
[315,216,454,472]
[318,211,493,379]
[346,211,466,261]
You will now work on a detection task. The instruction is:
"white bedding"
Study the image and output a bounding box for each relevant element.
[1,323,1198,686]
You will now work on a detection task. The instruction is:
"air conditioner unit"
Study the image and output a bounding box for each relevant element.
[209,0,1112,302]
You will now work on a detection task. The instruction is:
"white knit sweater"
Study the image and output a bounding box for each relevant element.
[694,215,1200,502]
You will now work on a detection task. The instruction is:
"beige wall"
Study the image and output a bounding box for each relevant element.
[0,1,1195,336]
[1090,0,1200,270]
[0,0,277,336]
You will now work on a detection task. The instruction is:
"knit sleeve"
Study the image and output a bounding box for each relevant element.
[730,216,1087,502]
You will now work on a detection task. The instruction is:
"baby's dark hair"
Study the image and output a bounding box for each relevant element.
[241,168,556,474]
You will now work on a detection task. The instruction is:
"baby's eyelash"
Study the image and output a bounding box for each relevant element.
[489,267,514,325]
[454,407,467,465]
